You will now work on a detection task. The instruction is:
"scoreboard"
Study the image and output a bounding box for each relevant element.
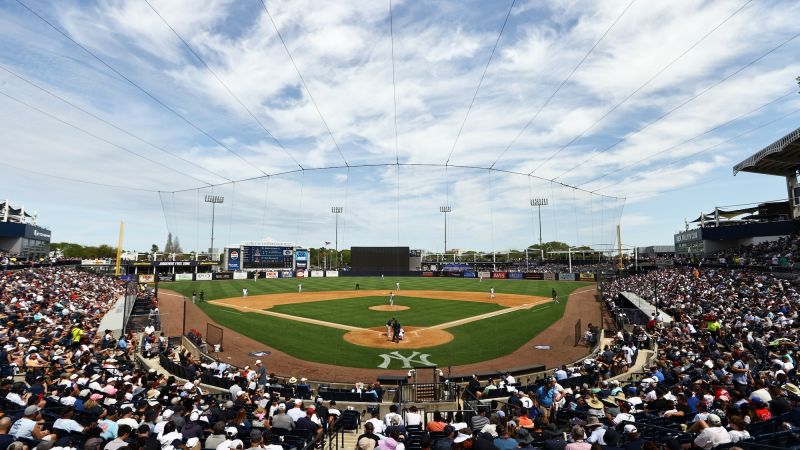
[241,245,294,269]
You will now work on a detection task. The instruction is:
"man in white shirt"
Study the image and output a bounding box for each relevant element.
[53,407,84,433]
[366,411,385,434]
[692,415,731,450]
[404,406,422,427]
[384,405,403,427]
[287,400,306,422]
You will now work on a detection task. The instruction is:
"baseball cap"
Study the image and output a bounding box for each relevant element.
[454,433,470,444]
[707,414,721,426]
[25,405,40,416]
[623,424,637,434]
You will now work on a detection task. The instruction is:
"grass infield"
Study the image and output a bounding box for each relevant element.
[164,277,593,369]
[269,296,505,328]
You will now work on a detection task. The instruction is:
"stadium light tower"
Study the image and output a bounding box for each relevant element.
[205,195,224,259]
[440,206,451,255]
[331,206,343,269]
[530,198,548,259]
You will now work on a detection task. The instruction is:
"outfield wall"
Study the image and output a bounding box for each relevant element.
[144,270,597,283]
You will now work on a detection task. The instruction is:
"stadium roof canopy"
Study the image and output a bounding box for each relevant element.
[733,126,800,176]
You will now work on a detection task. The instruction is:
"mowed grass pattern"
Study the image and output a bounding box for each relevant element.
[269,296,505,328]
[164,278,593,369]
[166,276,589,300]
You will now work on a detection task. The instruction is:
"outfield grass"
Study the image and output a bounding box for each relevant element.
[168,278,593,369]
[165,277,589,300]
[269,296,506,328]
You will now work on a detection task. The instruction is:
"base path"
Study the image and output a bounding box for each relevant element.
[208,289,547,310]
[159,286,599,383]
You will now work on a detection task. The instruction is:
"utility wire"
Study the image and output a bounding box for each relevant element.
[143,0,303,170]
[489,0,637,169]
[445,0,516,165]
[0,88,212,185]
[257,0,349,166]
[389,0,400,165]
[14,0,269,176]
[529,0,754,175]
[593,105,800,194]
[0,63,228,183]
[577,89,796,188]
[555,29,800,181]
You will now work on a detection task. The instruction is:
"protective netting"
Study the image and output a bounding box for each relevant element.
[157,165,626,261]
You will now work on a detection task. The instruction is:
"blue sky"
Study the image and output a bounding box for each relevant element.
[0,0,798,254]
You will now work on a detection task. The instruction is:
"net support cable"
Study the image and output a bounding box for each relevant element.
[257,0,349,166]
[0,63,228,183]
[143,0,303,170]
[14,0,269,176]
[556,28,800,181]
[529,0,754,176]
[490,0,637,169]
[445,0,516,165]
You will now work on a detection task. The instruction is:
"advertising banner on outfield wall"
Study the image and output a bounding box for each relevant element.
[175,273,194,281]
[138,274,155,283]
[508,272,523,279]
[421,271,434,277]
[463,271,476,278]
[579,272,596,281]
[264,271,278,279]
[478,271,491,279]
[310,270,324,277]
[295,270,305,278]
[213,272,233,280]
[157,274,175,282]
[233,272,248,280]
[279,271,293,278]
[196,273,212,281]
[227,248,240,271]
[491,272,507,279]
[523,272,543,280]
[448,272,463,277]
[544,273,555,280]
[558,273,576,281]
[325,271,339,277]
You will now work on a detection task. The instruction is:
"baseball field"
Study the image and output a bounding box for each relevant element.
[164,277,594,370]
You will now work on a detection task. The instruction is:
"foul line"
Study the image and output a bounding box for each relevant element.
[429,299,548,330]
[212,302,362,331]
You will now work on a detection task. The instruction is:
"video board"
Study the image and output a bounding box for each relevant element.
[241,245,294,269]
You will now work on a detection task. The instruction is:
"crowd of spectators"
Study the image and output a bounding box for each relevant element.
[703,235,800,268]
[4,232,800,450]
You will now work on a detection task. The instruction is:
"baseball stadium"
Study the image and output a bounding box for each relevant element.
[2,2,800,450]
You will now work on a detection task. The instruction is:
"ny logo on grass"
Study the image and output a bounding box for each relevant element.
[377,351,435,369]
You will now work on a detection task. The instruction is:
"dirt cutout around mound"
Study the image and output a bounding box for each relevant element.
[343,327,453,349]
[368,305,410,311]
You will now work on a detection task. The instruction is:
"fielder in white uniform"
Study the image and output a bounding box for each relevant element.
[490,287,495,300]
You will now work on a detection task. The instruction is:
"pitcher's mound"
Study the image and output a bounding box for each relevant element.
[343,327,453,349]
[369,305,410,311]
